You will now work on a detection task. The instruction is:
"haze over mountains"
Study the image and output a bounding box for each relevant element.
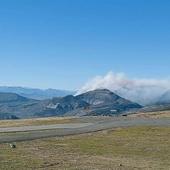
[1,83,170,106]
[0,89,142,119]
[77,72,170,105]
[0,83,170,120]
[157,90,170,104]
[0,86,74,100]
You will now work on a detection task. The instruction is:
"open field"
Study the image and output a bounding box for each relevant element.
[0,126,170,170]
[0,117,79,128]
[0,117,170,143]
[129,110,170,119]
[0,110,169,129]
[0,113,170,169]
[0,116,115,128]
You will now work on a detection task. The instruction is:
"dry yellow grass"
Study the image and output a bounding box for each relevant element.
[129,110,170,119]
[0,126,170,170]
[0,117,79,128]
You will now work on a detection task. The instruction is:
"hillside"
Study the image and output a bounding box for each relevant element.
[75,89,142,116]
[35,89,142,117]
[0,90,142,119]
[0,86,74,100]
[0,92,49,119]
[0,92,28,103]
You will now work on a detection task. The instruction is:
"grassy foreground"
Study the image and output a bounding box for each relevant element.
[0,126,170,170]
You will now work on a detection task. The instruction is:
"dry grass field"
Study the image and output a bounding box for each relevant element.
[129,110,170,119]
[0,117,79,128]
[0,126,169,170]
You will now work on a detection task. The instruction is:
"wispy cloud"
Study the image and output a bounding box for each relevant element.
[76,72,170,105]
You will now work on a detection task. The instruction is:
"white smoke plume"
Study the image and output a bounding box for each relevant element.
[76,72,170,105]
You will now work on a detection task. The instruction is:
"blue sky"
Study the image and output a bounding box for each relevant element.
[0,0,170,90]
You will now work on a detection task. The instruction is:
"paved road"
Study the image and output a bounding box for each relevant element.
[0,117,169,143]
[0,123,93,133]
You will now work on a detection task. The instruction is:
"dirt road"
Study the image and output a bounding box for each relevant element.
[0,117,169,143]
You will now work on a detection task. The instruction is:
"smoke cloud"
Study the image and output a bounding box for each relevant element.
[76,72,170,105]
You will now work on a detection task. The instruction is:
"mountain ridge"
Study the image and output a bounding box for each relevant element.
[0,89,142,119]
[0,86,75,100]
[35,89,142,117]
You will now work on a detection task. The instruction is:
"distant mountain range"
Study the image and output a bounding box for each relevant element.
[37,89,142,117]
[0,89,142,119]
[1,86,170,106]
[0,92,47,119]
[0,86,75,100]
[0,86,170,120]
